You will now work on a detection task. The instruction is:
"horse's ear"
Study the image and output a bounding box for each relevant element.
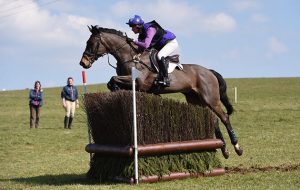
[88,25,92,32]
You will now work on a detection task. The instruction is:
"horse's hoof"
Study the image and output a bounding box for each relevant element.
[221,149,229,159]
[234,145,243,156]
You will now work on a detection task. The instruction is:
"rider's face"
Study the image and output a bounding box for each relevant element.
[131,25,140,34]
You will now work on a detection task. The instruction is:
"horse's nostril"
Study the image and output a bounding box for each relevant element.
[80,61,86,68]
[80,61,91,69]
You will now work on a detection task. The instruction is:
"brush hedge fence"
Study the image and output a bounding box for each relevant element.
[83,90,223,183]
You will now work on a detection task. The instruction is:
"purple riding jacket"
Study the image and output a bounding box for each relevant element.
[134,20,176,51]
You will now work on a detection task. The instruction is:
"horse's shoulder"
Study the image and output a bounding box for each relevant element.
[139,50,151,61]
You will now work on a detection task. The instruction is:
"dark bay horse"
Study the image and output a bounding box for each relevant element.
[79,26,243,158]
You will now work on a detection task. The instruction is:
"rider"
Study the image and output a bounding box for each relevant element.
[126,15,178,87]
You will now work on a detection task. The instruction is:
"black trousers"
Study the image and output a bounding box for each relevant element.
[29,105,41,128]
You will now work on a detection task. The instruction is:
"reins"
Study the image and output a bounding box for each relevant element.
[101,34,148,71]
[107,54,116,69]
[89,31,154,72]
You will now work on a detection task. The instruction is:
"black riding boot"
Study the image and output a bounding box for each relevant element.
[157,57,170,87]
[68,117,73,129]
[64,116,69,129]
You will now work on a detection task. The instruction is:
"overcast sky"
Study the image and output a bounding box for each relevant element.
[0,0,299,90]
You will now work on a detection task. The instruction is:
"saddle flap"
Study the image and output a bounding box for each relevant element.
[150,49,159,72]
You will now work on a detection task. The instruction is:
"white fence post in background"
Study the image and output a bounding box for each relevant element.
[234,86,237,103]
[131,67,140,184]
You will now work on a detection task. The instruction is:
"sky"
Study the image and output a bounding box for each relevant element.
[0,0,299,90]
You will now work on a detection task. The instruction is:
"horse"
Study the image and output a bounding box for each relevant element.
[79,25,243,159]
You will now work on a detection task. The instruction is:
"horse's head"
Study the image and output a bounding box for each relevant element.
[79,25,108,69]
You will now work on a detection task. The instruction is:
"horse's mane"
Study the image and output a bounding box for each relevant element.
[90,25,125,38]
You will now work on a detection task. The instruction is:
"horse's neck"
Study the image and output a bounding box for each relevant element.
[102,34,136,75]
[103,33,152,75]
[104,34,131,61]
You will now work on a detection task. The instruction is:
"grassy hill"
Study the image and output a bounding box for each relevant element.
[0,78,299,190]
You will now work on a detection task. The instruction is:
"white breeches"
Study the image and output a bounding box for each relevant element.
[65,100,76,117]
[157,39,179,60]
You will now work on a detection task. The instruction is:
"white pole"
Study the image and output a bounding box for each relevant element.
[234,86,237,103]
[131,67,139,184]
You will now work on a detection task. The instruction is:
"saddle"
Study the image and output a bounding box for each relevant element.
[149,49,183,73]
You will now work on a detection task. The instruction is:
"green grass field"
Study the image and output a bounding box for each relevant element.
[0,78,299,190]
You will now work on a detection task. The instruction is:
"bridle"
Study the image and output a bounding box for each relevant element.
[83,33,138,68]
[82,35,104,68]
[82,32,155,72]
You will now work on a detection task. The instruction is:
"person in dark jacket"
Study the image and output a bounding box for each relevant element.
[61,77,79,129]
[29,81,44,128]
[126,15,179,87]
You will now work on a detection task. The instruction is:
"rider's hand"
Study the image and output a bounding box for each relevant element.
[126,38,134,43]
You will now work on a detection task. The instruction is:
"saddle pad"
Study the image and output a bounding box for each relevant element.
[168,62,183,73]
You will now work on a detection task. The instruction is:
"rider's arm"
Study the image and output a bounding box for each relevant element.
[134,27,156,49]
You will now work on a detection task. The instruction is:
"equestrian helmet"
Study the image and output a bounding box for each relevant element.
[126,15,144,26]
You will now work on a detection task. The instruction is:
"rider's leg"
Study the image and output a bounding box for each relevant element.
[160,57,170,86]
[157,39,178,86]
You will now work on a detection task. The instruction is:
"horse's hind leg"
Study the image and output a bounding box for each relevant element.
[184,92,229,158]
[210,103,243,156]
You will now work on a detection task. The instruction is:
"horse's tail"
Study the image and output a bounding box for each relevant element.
[210,69,234,115]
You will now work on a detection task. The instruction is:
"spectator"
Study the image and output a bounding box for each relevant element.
[29,81,44,128]
[61,77,79,129]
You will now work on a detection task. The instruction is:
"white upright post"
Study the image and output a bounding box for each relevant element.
[131,67,140,184]
[234,86,237,103]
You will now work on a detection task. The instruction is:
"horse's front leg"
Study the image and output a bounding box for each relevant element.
[107,75,133,91]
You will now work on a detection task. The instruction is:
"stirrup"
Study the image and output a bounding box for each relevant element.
[156,78,170,87]
[163,78,170,87]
